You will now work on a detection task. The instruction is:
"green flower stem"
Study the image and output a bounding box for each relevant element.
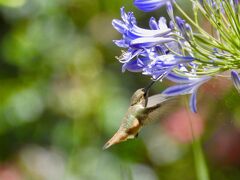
[172,66,223,77]
[193,138,210,180]
[184,99,210,180]
[224,1,240,37]
[174,1,222,46]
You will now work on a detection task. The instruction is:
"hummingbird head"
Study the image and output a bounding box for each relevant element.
[130,81,156,106]
[103,118,141,150]
[130,88,147,106]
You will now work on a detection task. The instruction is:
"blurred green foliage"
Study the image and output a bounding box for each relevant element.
[0,0,239,179]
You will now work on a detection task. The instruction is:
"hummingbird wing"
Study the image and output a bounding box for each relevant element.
[146,94,171,108]
[142,94,175,125]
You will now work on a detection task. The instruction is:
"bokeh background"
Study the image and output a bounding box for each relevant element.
[0,0,239,179]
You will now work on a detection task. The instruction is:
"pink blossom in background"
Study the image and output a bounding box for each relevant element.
[0,165,22,180]
[163,108,204,143]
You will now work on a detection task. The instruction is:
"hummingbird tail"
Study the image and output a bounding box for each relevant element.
[103,131,128,150]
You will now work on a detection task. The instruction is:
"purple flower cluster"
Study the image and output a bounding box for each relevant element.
[112,0,240,112]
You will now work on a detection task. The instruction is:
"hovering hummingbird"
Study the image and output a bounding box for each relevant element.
[103,82,172,150]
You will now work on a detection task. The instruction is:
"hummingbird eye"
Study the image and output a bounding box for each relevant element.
[143,92,147,97]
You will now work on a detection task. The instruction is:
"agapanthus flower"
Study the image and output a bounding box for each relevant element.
[113,0,240,112]
[112,7,178,72]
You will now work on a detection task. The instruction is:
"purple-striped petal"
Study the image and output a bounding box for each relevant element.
[163,76,210,112]
[122,55,150,72]
[162,76,210,96]
[122,60,143,72]
[162,83,195,96]
[130,37,175,48]
[149,17,159,30]
[134,0,169,12]
[231,70,240,93]
[113,40,129,48]
[166,1,174,21]
[190,91,197,113]
[158,17,168,30]
[130,27,171,38]
[167,73,193,83]
[112,19,127,34]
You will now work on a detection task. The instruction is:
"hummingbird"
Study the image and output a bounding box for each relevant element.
[103,82,172,150]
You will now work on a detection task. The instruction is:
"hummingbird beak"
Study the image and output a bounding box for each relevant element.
[144,81,156,94]
[103,130,128,150]
[143,81,156,107]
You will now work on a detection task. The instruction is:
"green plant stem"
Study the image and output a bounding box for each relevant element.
[184,98,210,180]
[192,138,210,180]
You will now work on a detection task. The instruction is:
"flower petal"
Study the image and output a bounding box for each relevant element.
[113,40,129,48]
[130,37,175,48]
[189,91,197,113]
[231,70,240,93]
[162,76,211,96]
[149,17,159,30]
[167,73,193,83]
[122,60,143,72]
[162,83,195,96]
[134,0,168,12]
